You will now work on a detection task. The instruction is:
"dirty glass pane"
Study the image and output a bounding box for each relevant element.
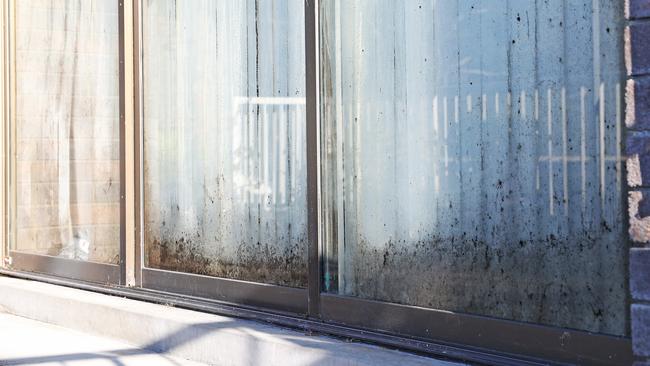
[12,1,120,263]
[320,0,627,335]
[142,1,307,287]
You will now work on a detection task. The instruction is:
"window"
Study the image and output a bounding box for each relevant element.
[320,0,627,336]
[1,1,632,363]
[142,0,308,287]
[12,0,120,264]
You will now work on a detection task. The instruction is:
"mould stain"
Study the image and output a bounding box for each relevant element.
[339,230,627,336]
[145,223,307,288]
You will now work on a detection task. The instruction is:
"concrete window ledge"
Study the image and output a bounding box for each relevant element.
[0,276,461,366]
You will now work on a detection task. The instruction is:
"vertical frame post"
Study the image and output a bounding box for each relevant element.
[0,0,7,265]
[119,0,136,286]
[305,0,321,318]
[132,0,143,287]
[0,0,7,266]
[4,0,15,267]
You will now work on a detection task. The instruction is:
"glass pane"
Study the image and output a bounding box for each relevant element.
[142,1,307,287]
[12,0,120,263]
[320,0,627,335]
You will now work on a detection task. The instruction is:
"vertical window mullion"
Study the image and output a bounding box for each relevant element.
[119,0,136,286]
[305,0,322,319]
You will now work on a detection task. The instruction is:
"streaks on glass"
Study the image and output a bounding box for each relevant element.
[320,0,628,335]
[142,1,307,288]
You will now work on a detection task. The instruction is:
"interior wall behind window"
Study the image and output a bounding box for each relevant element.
[13,0,120,263]
[142,0,307,287]
[320,0,628,336]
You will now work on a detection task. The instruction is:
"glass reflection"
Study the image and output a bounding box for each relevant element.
[320,0,627,335]
[13,0,120,263]
[143,1,307,287]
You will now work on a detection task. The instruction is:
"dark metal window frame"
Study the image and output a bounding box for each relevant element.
[132,0,310,316]
[0,1,633,365]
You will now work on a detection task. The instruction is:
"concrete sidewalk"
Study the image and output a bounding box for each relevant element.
[0,312,206,366]
[0,277,464,366]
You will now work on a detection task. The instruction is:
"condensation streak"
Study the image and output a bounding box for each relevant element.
[142,0,307,288]
[320,0,627,336]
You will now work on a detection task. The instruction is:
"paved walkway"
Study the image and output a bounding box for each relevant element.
[0,276,466,366]
[0,312,207,366]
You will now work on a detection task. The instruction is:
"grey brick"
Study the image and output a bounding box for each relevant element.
[628,0,650,19]
[627,77,650,130]
[627,131,650,156]
[627,23,650,76]
[631,248,650,301]
[627,132,650,187]
[632,304,650,357]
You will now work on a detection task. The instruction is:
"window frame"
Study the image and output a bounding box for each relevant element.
[0,0,634,364]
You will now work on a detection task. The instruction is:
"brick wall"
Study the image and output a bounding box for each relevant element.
[13,1,120,263]
[626,0,650,363]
